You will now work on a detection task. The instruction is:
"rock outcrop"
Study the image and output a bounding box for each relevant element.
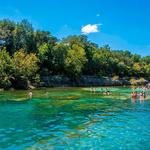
[40,76,149,87]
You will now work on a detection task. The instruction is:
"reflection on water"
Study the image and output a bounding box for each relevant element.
[0,87,150,149]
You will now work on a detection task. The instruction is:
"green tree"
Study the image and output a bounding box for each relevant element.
[12,49,39,88]
[37,43,50,75]
[142,56,150,65]
[0,18,150,87]
[0,48,13,88]
[35,30,57,49]
[0,19,15,54]
[62,35,88,47]
[52,43,68,74]
[92,45,116,76]
[13,19,35,53]
[131,54,141,62]
[38,43,49,62]
[144,64,150,77]
[64,44,87,78]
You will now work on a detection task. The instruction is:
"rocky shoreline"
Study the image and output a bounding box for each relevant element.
[39,76,149,87]
[0,76,149,90]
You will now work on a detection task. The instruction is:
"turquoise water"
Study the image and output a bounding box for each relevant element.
[0,87,150,150]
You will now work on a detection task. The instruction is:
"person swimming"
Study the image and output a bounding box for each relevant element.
[90,87,96,93]
[107,88,112,95]
[103,89,111,95]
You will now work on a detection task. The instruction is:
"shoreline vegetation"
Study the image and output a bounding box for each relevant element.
[0,19,150,90]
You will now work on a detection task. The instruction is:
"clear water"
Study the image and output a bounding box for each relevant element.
[0,87,150,150]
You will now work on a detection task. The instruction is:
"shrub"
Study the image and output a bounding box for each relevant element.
[130,78,137,85]
[112,75,119,81]
[138,77,146,85]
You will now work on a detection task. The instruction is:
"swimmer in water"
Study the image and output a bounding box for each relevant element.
[28,91,33,100]
[139,91,145,103]
[131,91,137,100]
[44,92,49,98]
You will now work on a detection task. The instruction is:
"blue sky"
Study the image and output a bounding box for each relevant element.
[0,0,150,56]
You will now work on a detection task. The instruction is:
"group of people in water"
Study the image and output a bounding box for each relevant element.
[90,85,149,100]
[90,87,111,95]
[28,84,149,100]
[131,91,146,101]
[131,85,150,102]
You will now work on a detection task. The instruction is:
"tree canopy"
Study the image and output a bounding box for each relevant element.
[0,19,149,88]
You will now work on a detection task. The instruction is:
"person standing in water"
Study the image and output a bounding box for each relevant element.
[139,91,145,103]
[131,91,137,104]
[28,91,33,100]
[131,91,137,100]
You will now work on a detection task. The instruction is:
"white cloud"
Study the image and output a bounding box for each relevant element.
[81,24,100,34]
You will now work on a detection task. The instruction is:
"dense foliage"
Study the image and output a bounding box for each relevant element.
[0,19,150,88]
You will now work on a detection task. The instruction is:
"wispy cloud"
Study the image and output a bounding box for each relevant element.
[81,24,101,34]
